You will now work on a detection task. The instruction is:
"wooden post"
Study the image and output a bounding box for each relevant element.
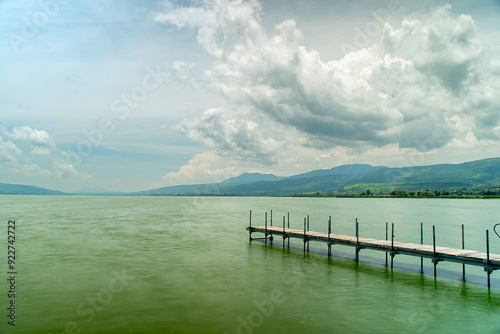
[433,225,437,278]
[462,224,465,281]
[265,212,268,245]
[420,223,423,273]
[270,213,273,245]
[487,229,491,289]
[282,216,286,248]
[355,218,359,262]
[303,218,307,253]
[328,216,332,256]
[249,210,252,241]
[287,212,290,248]
[391,223,395,270]
[385,222,388,267]
[307,215,309,252]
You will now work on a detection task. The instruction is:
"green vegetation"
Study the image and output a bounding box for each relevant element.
[300,187,500,198]
[0,183,65,195]
[137,158,500,198]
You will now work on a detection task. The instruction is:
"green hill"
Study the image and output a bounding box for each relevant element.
[0,183,66,195]
[137,158,500,196]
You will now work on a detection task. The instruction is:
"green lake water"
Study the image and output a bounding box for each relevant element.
[1,196,500,333]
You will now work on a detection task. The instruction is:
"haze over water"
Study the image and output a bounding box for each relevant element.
[1,195,500,333]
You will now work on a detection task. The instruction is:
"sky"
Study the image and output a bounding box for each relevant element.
[1,0,500,192]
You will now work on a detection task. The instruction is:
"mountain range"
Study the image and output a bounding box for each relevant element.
[136,158,500,196]
[1,158,500,196]
[0,183,65,195]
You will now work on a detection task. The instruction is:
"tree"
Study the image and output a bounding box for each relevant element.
[420,190,435,197]
[390,190,407,197]
[366,189,371,196]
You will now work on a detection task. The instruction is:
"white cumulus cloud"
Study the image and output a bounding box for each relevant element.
[155,1,500,185]
[156,0,263,58]
[162,151,242,185]
[0,137,21,162]
[1,125,55,148]
[158,2,500,154]
[177,108,284,165]
[51,158,91,181]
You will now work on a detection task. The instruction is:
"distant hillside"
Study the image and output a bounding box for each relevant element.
[5,157,500,197]
[137,158,500,196]
[73,187,126,195]
[221,172,283,184]
[288,164,387,179]
[0,183,65,195]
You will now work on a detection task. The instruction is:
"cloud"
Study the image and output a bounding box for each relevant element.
[0,137,21,162]
[382,5,483,95]
[0,124,92,184]
[157,1,500,160]
[0,160,54,182]
[167,61,197,87]
[18,163,53,178]
[177,108,284,165]
[1,125,55,147]
[162,151,242,185]
[155,0,263,58]
[30,147,52,156]
[0,137,57,181]
[52,158,91,181]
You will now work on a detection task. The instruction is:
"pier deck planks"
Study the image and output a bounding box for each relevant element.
[247,225,500,269]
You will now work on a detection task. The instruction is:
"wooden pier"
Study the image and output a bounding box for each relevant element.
[246,211,500,288]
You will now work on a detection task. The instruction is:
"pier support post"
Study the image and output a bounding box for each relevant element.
[303,218,307,253]
[385,222,388,267]
[287,212,290,248]
[249,210,252,241]
[421,223,423,273]
[265,212,268,245]
[328,216,332,257]
[391,223,395,270]
[282,216,286,248]
[355,218,360,262]
[270,210,273,227]
[462,224,465,281]
[486,229,492,288]
[432,225,440,278]
[307,215,310,252]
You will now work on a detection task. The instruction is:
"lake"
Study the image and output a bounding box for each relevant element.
[1,196,500,333]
